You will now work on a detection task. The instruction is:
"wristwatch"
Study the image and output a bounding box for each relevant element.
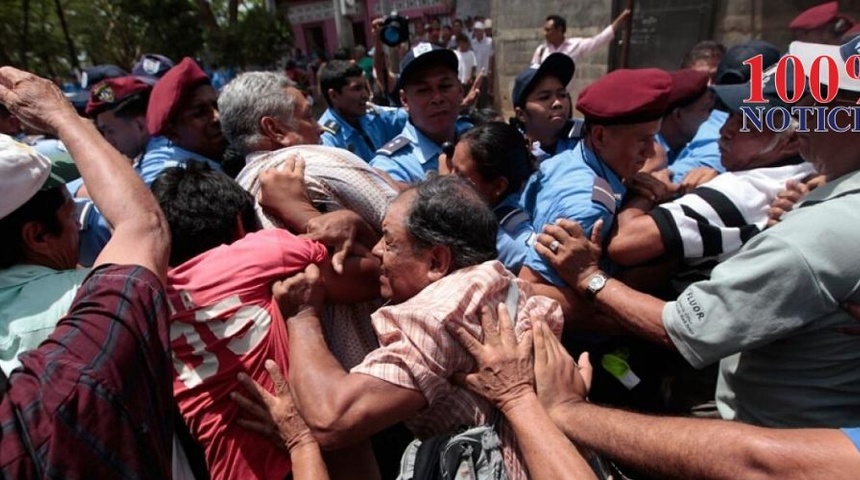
[585,271,609,297]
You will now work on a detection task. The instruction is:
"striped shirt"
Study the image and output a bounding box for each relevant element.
[236,145,399,369]
[352,260,563,480]
[0,264,173,478]
[649,162,815,264]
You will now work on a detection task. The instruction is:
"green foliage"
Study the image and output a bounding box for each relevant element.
[0,0,291,78]
[203,5,292,68]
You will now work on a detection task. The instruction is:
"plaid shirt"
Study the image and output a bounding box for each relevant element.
[0,264,173,479]
[352,261,564,480]
[237,145,399,368]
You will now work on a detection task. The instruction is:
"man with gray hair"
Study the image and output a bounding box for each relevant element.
[218,70,399,368]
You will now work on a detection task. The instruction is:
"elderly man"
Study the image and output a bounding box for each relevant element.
[138,57,226,185]
[518,68,672,320]
[0,67,174,477]
[535,36,860,430]
[668,41,781,189]
[369,43,471,184]
[219,71,399,368]
[279,175,563,479]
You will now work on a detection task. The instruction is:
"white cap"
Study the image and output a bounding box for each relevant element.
[789,34,860,93]
[0,134,78,219]
[473,21,485,30]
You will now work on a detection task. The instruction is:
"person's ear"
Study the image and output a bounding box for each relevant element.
[20,220,52,255]
[427,245,452,281]
[591,124,607,149]
[490,176,509,200]
[515,106,527,125]
[399,89,410,113]
[260,116,289,143]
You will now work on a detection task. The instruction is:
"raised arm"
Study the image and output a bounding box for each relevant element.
[0,67,169,279]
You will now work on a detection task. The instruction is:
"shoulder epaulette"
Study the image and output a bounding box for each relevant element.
[566,118,585,139]
[321,120,340,136]
[376,136,410,156]
[495,205,531,234]
[591,177,617,214]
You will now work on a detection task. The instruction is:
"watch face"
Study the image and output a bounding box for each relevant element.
[588,273,606,291]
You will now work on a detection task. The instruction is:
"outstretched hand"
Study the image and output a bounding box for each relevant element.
[445,303,535,413]
[231,360,317,453]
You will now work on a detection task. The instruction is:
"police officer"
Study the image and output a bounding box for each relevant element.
[370,43,471,184]
[519,68,672,296]
[511,53,583,162]
[317,60,407,162]
[654,68,711,166]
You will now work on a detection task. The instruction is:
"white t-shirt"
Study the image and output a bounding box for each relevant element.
[470,36,494,72]
[455,49,477,84]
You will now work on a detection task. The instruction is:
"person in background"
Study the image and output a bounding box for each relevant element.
[531,11,631,65]
[790,1,854,45]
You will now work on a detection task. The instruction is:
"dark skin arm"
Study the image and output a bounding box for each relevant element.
[535,219,674,349]
[274,265,426,450]
[539,347,860,480]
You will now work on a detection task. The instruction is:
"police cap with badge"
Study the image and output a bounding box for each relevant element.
[85,76,153,118]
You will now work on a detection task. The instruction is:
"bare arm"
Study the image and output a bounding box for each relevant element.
[552,402,860,480]
[607,195,665,266]
[372,18,398,98]
[534,220,674,348]
[273,265,425,450]
[0,67,169,279]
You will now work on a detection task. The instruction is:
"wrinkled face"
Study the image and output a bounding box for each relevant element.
[330,75,370,120]
[718,111,782,171]
[167,84,226,160]
[281,86,323,146]
[372,192,434,304]
[596,120,661,179]
[95,111,148,159]
[543,20,564,44]
[676,91,713,143]
[795,96,860,178]
[518,75,571,143]
[400,65,462,141]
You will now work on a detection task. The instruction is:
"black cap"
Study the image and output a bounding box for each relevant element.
[712,59,805,112]
[716,40,780,85]
[397,43,458,91]
[512,53,575,108]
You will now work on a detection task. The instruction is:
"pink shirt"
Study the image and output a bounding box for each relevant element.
[531,25,615,64]
[168,229,327,480]
[352,261,563,480]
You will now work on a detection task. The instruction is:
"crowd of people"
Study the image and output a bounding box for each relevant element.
[2,0,860,478]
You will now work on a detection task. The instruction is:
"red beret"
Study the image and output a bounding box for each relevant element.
[577,68,672,125]
[146,57,210,136]
[667,69,710,110]
[85,76,152,117]
[790,1,841,30]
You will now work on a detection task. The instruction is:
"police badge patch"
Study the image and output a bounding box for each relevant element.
[94,84,115,103]
[143,58,162,76]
